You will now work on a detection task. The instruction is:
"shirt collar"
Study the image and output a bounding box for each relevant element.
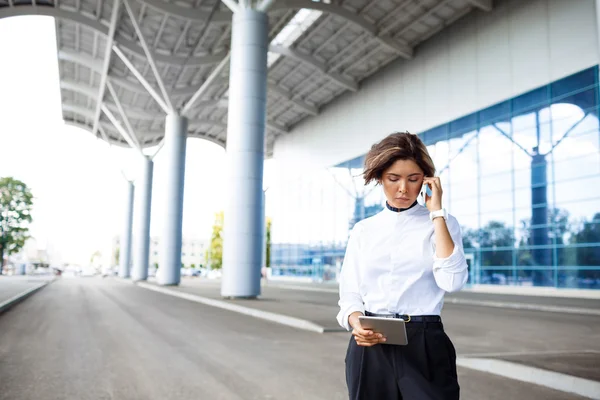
[385,200,418,213]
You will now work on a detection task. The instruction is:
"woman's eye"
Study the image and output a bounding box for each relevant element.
[389,179,399,182]
[408,179,418,183]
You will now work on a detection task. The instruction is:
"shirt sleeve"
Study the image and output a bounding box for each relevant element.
[432,215,469,293]
[336,224,365,331]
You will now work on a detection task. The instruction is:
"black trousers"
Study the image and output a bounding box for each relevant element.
[345,321,459,400]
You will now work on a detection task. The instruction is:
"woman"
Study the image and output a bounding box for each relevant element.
[337,132,468,400]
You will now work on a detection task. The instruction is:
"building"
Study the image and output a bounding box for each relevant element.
[112,236,208,270]
[268,0,600,290]
[10,0,599,292]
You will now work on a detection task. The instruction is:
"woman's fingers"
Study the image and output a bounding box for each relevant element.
[352,328,386,346]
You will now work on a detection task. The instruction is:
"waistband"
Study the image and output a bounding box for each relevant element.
[365,311,442,323]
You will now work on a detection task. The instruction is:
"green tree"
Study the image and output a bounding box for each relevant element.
[90,250,101,265]
[265,217,272,269]
[0,177,34,274]
[572,212,600,269]
[206,211,224,270]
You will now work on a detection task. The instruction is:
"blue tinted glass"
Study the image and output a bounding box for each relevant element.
[422,124,448,146]
[450,113,478,138]
[513,87,549,116]
[551,67,597,99]
[480,101,510,125]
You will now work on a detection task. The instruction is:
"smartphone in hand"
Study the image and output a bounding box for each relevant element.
[421,183,432,200]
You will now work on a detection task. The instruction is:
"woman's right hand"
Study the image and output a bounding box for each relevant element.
[349,312,386,347]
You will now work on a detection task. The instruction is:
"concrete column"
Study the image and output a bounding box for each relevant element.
[132,156,154,281]
[221,8,268,298]
[119,181,134,278]
[157,114,188,286]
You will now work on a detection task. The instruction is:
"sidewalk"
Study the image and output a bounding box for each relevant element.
[137,277,600,398]
[0,275,55,313]
[142,279,343,332]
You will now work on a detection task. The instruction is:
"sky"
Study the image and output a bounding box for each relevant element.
[0,16,271,267]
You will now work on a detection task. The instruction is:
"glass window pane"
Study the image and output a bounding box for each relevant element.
[446,130,478,185]
[480,190,513,213]
[480,100,510,126]
[513,86,549,116]
[553,176,600,205]
[450,114,478,138]
[481,250,513,266]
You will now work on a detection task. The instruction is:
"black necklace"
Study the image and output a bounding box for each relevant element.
[386,200,418,213]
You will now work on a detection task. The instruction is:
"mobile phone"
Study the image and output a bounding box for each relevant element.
[421,183,432,199]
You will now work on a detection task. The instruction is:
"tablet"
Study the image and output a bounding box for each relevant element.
[358,316,408,345]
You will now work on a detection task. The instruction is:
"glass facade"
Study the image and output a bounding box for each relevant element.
[269,66,600,289]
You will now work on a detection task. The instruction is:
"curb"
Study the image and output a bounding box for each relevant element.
[457,357,600,399]
[446,297,600,316]
[135,282,330,334]
[0,279,54,315]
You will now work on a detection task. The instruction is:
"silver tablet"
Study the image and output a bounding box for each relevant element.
[358,316,408,345]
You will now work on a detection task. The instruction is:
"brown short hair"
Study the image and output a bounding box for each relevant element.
[363,132,435,185]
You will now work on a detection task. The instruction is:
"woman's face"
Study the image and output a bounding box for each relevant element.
[380,159,424,209]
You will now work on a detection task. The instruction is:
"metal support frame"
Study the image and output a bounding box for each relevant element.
[270,0,413,58]
[221,0,240,13]
[467,0,493,12]
[105,80,141,149]
[269,45,358,92]
[112,45,170,113]
[91,0,121,140]
[122,0,174,112]
[101,105,143,153]
[181,54,231,117]
[257,0,276,12]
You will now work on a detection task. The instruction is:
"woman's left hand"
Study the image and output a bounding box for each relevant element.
[423,176,443,212]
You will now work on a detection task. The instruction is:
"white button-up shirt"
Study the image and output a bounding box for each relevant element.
[336,203,469,331]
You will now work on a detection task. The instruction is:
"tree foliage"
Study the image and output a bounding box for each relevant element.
[206,211,224,270]
[266,217,272,269]
[0,177,34,271]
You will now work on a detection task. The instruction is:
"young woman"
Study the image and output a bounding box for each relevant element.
[337,132,468,400]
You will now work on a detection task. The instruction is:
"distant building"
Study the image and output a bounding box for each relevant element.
[112,236,208,269]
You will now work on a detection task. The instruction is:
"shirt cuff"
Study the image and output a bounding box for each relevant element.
[337,305,365,331]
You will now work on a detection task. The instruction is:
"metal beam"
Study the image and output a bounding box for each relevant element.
[270,0,413,59]
[123,0,174,112]
[181,54,230,116]
[220,0,240,13]
[106,80,142,149]
[59,51,215,97]
[257,0,276,12]
[468,0,493,12]
[139,0,232,22]
[267,83,318,116]
[266,120,289,135]
[0,5,225,67]
[172,78,229,96]
[113,44,170,113]
[269,45,358,92]
[91,0,121,139]
[65,115,226,150]
[102,104,144,153]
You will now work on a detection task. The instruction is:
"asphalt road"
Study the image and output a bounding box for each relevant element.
[0,278,592,400]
